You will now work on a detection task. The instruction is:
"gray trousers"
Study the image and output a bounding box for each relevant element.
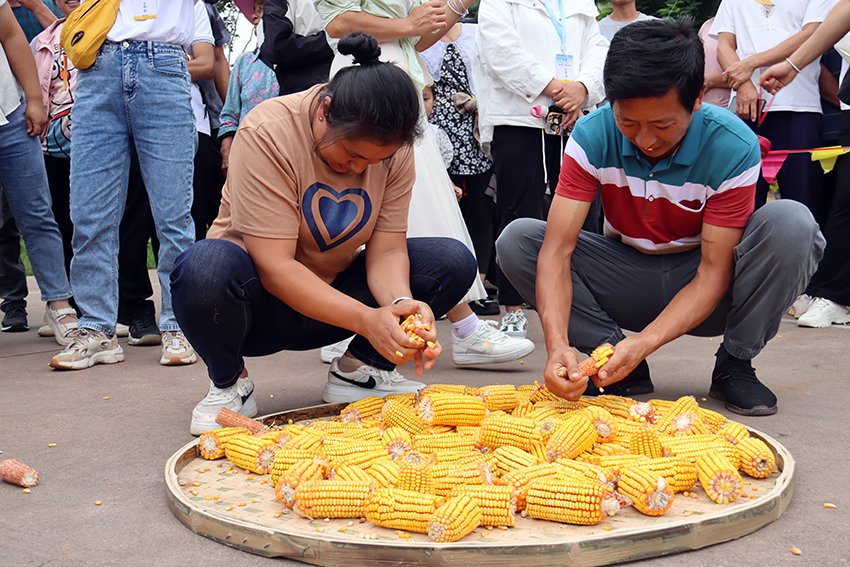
[496,199,825,360]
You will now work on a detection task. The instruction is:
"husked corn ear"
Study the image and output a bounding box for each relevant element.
[525,406,562,422]
[654,396,700,436]
[382,399,427,435]
[516,384,537,393]
[413,432,476,453]
[660,434,739,467]
[322,437,383,464]
[629,426,662,458]
[366,459,400,487]
[480,415,543,451]
[418,392,486,427]
[529,383,563,404]
[271,448,325,485]
[591,442,630,457]
[589,395,635,418]
[421,384,470,396]
[546,414,598,460]
[579,454,651,479]
[283,429,325,452]
[534,399,588,412]
[432,458,496,496]
[610,416,643,443]
[580,406,617,442]
[476,384,519,412]
[698,408,729,433]
[336,448,392,469]
[293,480,373,519]
[455,425,481,437]
[430,449,482,464]
[381,426,413,460]
[383,392,418,407]
[696,451,743,504]
[554,458,616,488]
[526,477,622,525]
[428,495,482,542]
[225,434,278,474]
[275,458,330,507]
[492,445,541,474]
[528,440,554,462]
[511,400,535,417]
[617,465,674,516]
[364,488,444,533]
[718,421,750,445]
[641,457,698,493]
[397,451,435,493]
[341,396,386,423]
[496,462,558,510]
[737,437,776,479]
[199,427,251,460]
[448,484,517,527]
[330,464,374,484]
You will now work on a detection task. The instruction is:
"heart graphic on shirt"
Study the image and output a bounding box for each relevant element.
[302,183,372,252]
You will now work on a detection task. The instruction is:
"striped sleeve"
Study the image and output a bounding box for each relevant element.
[555,135,600,202]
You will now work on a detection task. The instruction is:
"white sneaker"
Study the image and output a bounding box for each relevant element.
[190,376,258,436]
[797,298,850,328]
[788,294,814,318]
[161,330,198,365]
[453,320,535,365]
[499,309,529,338]
[115,323,130,337]
[48,328,124,370]
[320,336,354,363]
[323,357,425,403]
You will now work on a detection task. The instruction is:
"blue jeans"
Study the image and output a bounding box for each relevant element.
[171,238,478,389]
[69,41,196,334]
[0,100,72,303]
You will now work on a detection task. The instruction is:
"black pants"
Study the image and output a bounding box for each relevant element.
[191,131,225,241]
[491,125,564,305]
[808,111,850,306]
[452,169,494,275]
[43,155,74,277]
[0,185,27,311]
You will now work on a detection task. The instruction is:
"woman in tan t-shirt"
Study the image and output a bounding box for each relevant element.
[171,33,478,436]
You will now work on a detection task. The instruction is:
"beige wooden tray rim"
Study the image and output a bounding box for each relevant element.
[165,403,795,566]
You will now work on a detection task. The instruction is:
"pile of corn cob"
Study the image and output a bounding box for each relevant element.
[197,384,776,543]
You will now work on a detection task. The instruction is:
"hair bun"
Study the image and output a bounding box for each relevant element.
[338,32,382,66]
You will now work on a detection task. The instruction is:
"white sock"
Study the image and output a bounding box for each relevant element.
[452,313,480,340]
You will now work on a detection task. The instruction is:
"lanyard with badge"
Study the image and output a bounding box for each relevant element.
[133,0,157,21]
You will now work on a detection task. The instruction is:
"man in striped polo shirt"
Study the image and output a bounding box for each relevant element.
[496,18,825,416]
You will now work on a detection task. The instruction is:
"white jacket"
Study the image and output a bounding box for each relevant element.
[473,0,608,147]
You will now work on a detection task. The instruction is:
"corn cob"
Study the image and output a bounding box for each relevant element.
[432,459,496,496]
[628,426,662,458]
[698,408,729,433]
[546,414,598,460]
[525,405,563,422]
[283,429,325,452]
[592,442,630,457]
[579,454,651,481]
[580,406,617,442]
[554,458,616,489]
[448,484,517,527]
[322,437,384,465]
[589,395,636,419]
[641,457,698,493]
[529,383,563,403]
[496,462,558,510]
[225,434,278,474]
[430,449,482,464]
[696,451,743,504]
[413,432,476,453]
[617,465,674,516]
[0,459,39,488]
[428,495,482,542]
[293,479,373,519]
[215,407,266,434]
[418,392,486,427]
[275,458,330,507]
[654,396,699,435]
[492,445,541,474]
[383,392,418,407]
[427,425,456,435]
[366,459,400,487]
[199,427,251,460]
[364,488,444,533]
[397,451,435,493]
[659,434,739,466]
[400,313,429,347]
[381,426,413,460]
[480,414,543,452]
[382,399,427,435]
[341,396,386,423]
[737,437,776,479]
[256,430,293,449]
[309,420,381,441]
[534,399,588,412]
[475,384,519,412]
[421,383,469,396]
[718,421,750,445]
[335,448,392,469]
[270,448,325,485]
[526,476,622,525]
[610,416,643,443]
[455,425,481,437]
[528,440,554,462]
[329,464,374,484]
[511,400,535,417]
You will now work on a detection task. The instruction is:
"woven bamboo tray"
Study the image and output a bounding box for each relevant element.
[165,403,795,566]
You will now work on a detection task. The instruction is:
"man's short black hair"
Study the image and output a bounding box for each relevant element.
[604,17,705,111]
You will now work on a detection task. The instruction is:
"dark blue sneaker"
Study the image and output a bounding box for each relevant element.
[710,359,777,416]
[1,306,28,332]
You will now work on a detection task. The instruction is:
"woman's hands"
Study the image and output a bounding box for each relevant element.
[759,60,798,95]
[24,100,47,137]
[405,0,447,36]
[359,299,442,377]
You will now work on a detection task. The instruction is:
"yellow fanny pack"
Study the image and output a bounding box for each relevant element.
[60,0,120,70]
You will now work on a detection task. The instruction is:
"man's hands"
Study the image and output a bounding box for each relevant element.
[593,335,650,388]
[220,136,233,177]
[544,344,589,400]
[722,57,756,90]
[359,299,442,377]
[734,80,761,122]
[405,0,446,36]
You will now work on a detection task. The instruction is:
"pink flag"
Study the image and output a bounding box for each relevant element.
[761,151,789,185]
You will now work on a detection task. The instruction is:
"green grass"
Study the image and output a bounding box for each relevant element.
[19,237,157,276]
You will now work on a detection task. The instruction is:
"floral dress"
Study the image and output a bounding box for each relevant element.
[218,51,280,138]
[428,44,492,176]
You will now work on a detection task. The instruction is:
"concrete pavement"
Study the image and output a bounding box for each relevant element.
[1,272,848,566]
